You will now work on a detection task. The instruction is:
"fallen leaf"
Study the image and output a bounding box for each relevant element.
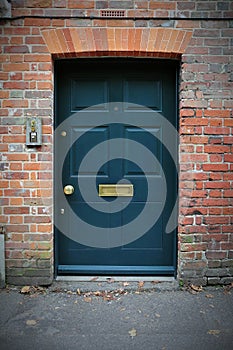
[20,286,31,294]
[103,292,115,301]
[151,280,161,284]
[205,293,214,298]
[138,281,145,288]
[77,288,81,295]
[190,284,203,292]
[207,330,221,335]
[223,282,233,294]
[91,277,99,281]
[26,319,37,326]
[128,328,137,338]
[93,291,103,297]
[122,282,130,287]
[20,286,46,295]
[84,297,92,303]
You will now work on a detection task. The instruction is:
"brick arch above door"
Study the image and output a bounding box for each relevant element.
[41,27,192,58]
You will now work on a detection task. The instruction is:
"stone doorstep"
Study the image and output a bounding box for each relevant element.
[50,276,179,293]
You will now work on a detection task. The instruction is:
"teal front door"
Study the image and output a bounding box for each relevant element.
[55,58,178,276]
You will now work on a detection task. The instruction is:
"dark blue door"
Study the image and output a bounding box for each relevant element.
[55,59,178,275]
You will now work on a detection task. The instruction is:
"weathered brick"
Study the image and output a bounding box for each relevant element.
[68,0,94,9]
[207,277,220,285]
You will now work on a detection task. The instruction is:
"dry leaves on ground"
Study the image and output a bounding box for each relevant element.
[84,297,92,303]
[128,328,137,338]
[138,281,145,289]
[26,319,37,326]
[20,286,46,295]
[223,282,233,294]
[122,282,130,287]
[207,329,221,335]
[187,284,203,294]
[205,293,214,298]
[73,289,129,302]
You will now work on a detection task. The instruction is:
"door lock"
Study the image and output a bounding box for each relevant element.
[63,185,75,195]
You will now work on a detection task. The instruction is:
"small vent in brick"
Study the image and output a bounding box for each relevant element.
[101,10,125,17]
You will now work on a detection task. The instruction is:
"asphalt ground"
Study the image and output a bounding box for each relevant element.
[0,281,233,350]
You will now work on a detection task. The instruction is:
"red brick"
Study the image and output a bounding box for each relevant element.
[10,198,23,205]
[24,18,51,26]
[223,137,233,144]
[4,207,30,215]
[204,217,230,225]
[180,109,195,117]
[203,199,230,206]
[209,119,222,127]
[24,72,52,81]
[204,145,230,153]
[10,163,23,171]
[180,154,208,162]
[181,243,208,252]
[181,118,208,126]
[209,154,222,162]
[10,37,24,45]
[209,190,222,198]
[205,181,230,189]
[4,45,29,54]
[224,119,233,127]
[25,36,45,45]
[24,54,51,62]
[149,1,176,10]
[37,224,52,233]
[68,0,94,9]
[222,226,233,233]
[10,216,23,224]
[221,242,233,250]
[203,164,229,172]
[3,135,26,143]
[24,216,51,223]
[204,127,230,135]
[206,251,227,259]
[223,190,233,198]
[204,109,230,118]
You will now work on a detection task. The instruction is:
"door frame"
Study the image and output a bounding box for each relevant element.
[54,57,179,277]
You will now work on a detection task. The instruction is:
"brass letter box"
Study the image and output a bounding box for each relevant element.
[99,184,133,197]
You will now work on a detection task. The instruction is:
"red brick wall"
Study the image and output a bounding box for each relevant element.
[0,0,232,286]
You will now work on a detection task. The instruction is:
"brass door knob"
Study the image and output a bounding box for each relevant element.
[63,185,74,195]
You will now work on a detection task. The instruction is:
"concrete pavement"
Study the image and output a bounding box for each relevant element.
[0,281,233,350]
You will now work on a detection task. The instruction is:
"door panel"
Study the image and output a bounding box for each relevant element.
[124,80,161,110]
[71,80,109,111]
[55,58,178,275]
